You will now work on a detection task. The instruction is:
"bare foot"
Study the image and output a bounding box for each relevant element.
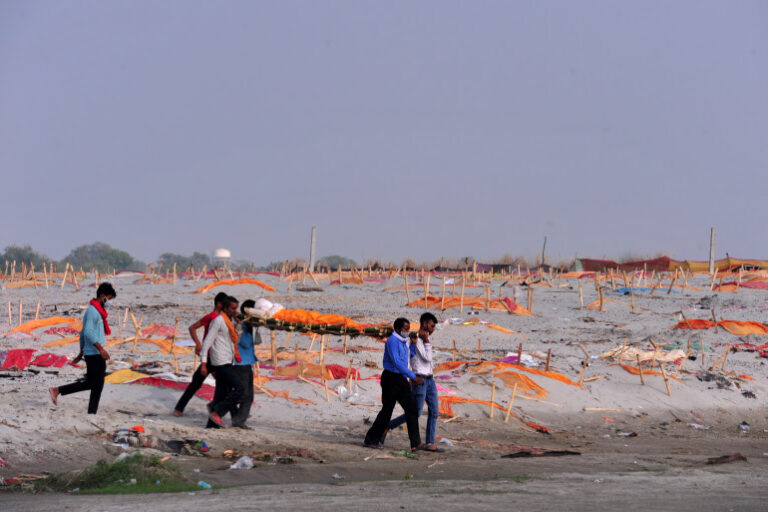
[173,410,183,417]
[49,387,59,406]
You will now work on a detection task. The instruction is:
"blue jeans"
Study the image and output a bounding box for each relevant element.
[389,376,438,444]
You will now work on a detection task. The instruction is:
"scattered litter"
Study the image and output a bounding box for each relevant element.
[707,453,747,465]
[197,481,212,489]
[689,423,712,430]
[502,449,580,458]
[617,432,638,437]
[439,438,454,447]
[229,456,254,470]
[331,473,343,479]
[742,390,756,399]
[392,450,418,459]
[114,451,142,463]
[739,422,750,433]
[602,417,614,422]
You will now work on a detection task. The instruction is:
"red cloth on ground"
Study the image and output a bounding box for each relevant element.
[90,299,111,335]
[30,353,68,367]
[130,376,216,401]
[325,363,361,380]
[1,349,36,370]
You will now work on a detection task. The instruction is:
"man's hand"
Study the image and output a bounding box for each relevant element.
[412,376,424,386]
[72,352,83,364]
[419,329,430,344]
[99,348,110,360]
[200,363,208,377]
[194,343,202,356]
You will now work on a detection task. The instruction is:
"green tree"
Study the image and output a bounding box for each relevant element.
[61,242,144,272]
[157,251,211,270]
[0,245,51,268]
[316,254,358,270]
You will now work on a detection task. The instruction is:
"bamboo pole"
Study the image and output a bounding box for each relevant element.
[636,354,645,385]
[343,333,348,355]
[60,264,68,289]
[283,330,293,349]
[459,273,466,313]
[8,301,12,330]
[35,301,41,321]
[18,301,22,326]
[489,382,496,419]
[577,357,588,384]
[710,268,718,291]
[452,340,457,362]
[598,287,604,311]
[667,268,678,294]
[578,278,584,309]
[545,348,552,371]
[404,272,411,305]
[256,361,262,387]
[477,339,482,362]
[711,309,719,334]
[441,276,446,310]
[504,383,518,423]
[660,364,672,396]
[423,273,429,308]
[271,330,278,369]
[171,317,179,373]
[516,342,523,365]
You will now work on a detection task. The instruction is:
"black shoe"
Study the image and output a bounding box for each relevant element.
[363,440,382,449]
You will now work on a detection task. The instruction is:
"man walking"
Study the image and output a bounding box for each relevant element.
[200,296,243,428]
[49,282,116,414]
[231,299,260,429]
[173,292,228,416]
[364,317,424,451]
[388,312,443,451]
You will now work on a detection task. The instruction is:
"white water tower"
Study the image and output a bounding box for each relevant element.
[213,248,231,266]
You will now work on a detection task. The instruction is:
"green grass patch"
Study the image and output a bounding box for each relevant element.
[34,454,201,494]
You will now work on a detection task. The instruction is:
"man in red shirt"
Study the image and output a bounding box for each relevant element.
[173,292,228,416]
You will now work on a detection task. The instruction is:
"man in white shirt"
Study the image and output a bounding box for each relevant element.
[387,312,444,452]
[200,296,244,428]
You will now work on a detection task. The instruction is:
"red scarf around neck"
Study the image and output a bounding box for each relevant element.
[90,299,111,335]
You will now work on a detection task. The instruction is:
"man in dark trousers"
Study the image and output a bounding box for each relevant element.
[200,295,243,428]
[173,291,228,416]
[364,317,425,451]
[49,282,117,414]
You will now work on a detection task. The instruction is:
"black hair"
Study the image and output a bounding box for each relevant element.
[393,317,410,332]
[96,282,116,298]
[214,292,228,305]
[223,295,239,308]
[241,299,256,315]
[420,312,437,326]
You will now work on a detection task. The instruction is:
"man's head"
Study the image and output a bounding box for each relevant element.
[419,312,437,335]
[241,299,255,316]
[214,292,228,311]
[96,282,116,305]
[223,295,239,317]
[393,317,410,337]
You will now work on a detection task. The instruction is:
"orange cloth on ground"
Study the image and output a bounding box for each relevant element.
[42,336,79,348]
[194,278,275,294]
[614,363,681,382]
[255,349,317,362]
[491,371,548,398]
[272,309,363,330]
[485,324,519,335]
[672,319,716,330]
[717,320,768,336]
[105,338,193,354]
[468,360,582,388]
[273,363,332,379]
[10,316,79,334]
[714,283,739,292]
[434,361,466,373]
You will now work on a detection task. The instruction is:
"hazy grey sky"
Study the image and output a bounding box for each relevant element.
[1,1,766,265]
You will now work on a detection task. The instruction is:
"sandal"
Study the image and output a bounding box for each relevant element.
[411,443,427,452]
[208,412,227,428]
[363,441,382,449]
[423,443,446,452]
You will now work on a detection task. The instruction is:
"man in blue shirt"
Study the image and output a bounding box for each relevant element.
[364,317,425,451]
[49,282,116,414]
[231,299,259,429]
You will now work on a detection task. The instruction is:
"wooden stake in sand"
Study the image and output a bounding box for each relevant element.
[271,330,278,369]
[43,264,49,288]
[636,354,645,385]
[35,301,40,321]
[171,317,179,373]
[452,340,457,362]
[516,342,523,365]
[343,333,348,355]
[484,285,490,312]
[710,268,718,291]
[477,339,482,362]
[489,381,496,419]
[527,287,534,313]
[18,301,22,326]
[660,364,672,396]
[459,274,466,313]
[597,287,604,311]
[648,337,659,371]
[577,357,588,385]
[504,383,518,423]
[7,301,12,330]
[404,272,411,305]
[60,264,68,289]
[667,268,678,295]
[545,348,552,371]
[578,278,584,309]
[711,309,719,334]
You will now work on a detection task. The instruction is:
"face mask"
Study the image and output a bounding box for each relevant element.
[104,299,113,308]
[401,331,410,338]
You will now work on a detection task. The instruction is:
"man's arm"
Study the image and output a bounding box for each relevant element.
[384,338,417,380]
[199,317,220,376]
[188,319,205,355]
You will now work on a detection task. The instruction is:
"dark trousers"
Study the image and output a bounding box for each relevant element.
[175,364,206,413]
[365,370,421,448]
[231,365,254,427]
[59,355,106,414]
[206,364,244,427]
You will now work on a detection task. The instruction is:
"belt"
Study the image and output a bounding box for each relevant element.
[415,374,433,379]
